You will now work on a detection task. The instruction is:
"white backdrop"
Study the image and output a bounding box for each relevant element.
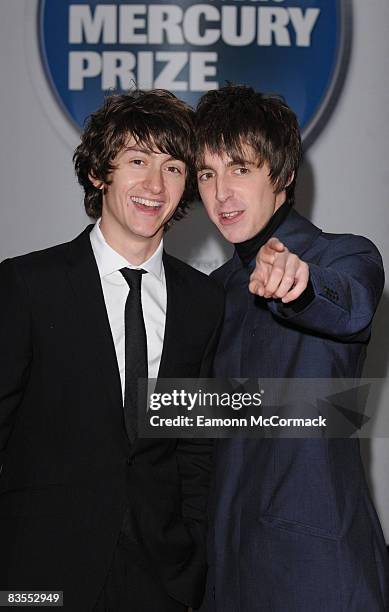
[0,0,388,539]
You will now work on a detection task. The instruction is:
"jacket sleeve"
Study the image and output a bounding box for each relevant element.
[266,234,385,341]
[0,259,32,464]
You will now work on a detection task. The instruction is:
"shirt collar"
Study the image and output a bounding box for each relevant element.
[90,219,164,281]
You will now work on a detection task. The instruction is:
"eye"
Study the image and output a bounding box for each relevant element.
[198,171,214,182]
[130,158,145,166]
[234,166,249,176]
[166,165,183,175]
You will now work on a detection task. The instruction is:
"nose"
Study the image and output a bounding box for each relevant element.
[143,165,164,195]
[215,176,232,203]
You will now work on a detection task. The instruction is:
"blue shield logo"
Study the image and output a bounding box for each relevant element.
[38,0,351,145]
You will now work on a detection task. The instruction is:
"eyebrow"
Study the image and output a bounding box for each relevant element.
[124,146,183,163]
[226,158,256,167]
[197,158,256,171]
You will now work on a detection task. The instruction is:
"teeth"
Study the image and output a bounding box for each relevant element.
[131,196,162,208]
[221,211,240,219]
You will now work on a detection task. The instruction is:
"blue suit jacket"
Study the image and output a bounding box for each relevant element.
[201,210,389,612]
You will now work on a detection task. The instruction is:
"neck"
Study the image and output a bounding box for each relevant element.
[99,218,162,265]
[235,201,292,266]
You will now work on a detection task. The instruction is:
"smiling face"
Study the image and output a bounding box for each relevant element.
[94,137,186,262]
[197,146,287,244]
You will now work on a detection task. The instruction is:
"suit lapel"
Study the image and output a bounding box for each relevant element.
[65,226,123,412]
[64,237,192,444]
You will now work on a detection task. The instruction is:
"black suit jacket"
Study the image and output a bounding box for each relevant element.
[0,226,224,611]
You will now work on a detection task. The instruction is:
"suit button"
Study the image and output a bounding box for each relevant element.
[127,457,134,466]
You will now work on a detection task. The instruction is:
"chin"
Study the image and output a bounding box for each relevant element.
[131,220,162,235]
[220,226,250,244]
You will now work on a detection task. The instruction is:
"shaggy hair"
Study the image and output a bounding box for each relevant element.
[73,89,196,221]
[195,84,302,206]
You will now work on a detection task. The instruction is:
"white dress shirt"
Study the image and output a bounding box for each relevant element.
[90,221,166,398]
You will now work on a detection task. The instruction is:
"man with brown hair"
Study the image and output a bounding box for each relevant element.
[195,84,388,611]
[0,89,223,611]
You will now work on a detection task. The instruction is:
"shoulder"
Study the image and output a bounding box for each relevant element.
[0,226,93,285]
[0,244,67,288]
[2,242,69,271]
[0,243,71,310]
[163,252,225,315]
[288,211,382,265]
[315,230,383,265]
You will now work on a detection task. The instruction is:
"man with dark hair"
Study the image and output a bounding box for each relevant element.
[195,85,389,611]
[0,89,223,611]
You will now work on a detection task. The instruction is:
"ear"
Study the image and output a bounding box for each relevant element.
[274,171,295,210]
[285,171,295,188]
[88,173,105,190]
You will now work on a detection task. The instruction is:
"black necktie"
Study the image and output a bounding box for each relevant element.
[120,268,148,443]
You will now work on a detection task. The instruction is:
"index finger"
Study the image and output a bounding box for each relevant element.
[266,237,285,252]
